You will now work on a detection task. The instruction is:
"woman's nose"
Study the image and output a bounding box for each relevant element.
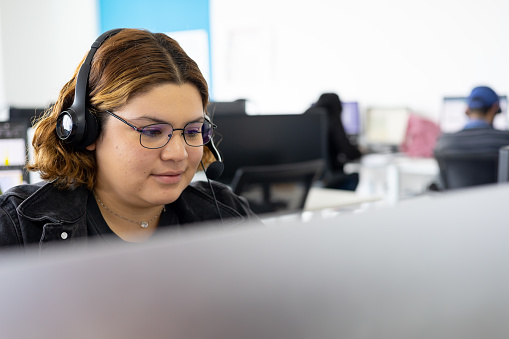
[160,132,188,161]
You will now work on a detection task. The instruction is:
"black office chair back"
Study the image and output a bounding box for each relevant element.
[435,152,498,190]
[230,159,325,214]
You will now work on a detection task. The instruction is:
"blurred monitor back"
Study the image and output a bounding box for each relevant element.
[362,107,411,153]
[439,96,508,133]
[9,107,47,128]
[212,110,328,184]
[208,99,246,115]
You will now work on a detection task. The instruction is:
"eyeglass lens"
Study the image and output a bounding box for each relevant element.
[140,121,213,149]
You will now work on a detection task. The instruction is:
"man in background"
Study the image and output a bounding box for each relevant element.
[433,86,509,189]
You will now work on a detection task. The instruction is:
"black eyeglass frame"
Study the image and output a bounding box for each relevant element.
[104,110,216,149]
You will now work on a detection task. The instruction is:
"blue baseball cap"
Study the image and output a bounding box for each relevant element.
[467,86,501,113]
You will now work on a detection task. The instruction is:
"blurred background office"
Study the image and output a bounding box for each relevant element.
[0,0,508,118]
[0,0,508,211]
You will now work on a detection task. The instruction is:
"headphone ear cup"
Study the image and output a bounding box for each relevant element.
[56,107,99,149]
[79,108,100,148]
[56,109,77,142]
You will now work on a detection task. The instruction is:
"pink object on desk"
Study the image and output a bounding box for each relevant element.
[400,114,441,157]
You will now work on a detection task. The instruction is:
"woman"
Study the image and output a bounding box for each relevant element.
[312,93,362,191]
[0,28,257,251]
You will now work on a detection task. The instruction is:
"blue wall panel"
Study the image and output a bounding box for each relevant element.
[99,0,212,90]
[99,0,210,34]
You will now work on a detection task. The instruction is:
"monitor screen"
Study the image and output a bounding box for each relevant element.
[212,111,328,183]
[362,107,410,147]
[0,121,28,191]
[0,122,26,166]
[341,102,361,136]
[440,96,508,133]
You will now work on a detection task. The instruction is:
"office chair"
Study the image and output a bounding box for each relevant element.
[229,159,325,214]
[498,145,509,183]
[434,152,499,190]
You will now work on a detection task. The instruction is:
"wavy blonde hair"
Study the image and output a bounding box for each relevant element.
[27,29,215,190]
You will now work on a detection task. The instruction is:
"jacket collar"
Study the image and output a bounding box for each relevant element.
[17,181,246,226]
[17,182,89,223]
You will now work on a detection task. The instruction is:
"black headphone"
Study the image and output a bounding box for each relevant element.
[203,115,224,180]
[56,28,223,178]
[56,28,123,149]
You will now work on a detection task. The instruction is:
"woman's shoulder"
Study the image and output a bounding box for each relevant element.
[0,181,89,217]
[0,182,46,203]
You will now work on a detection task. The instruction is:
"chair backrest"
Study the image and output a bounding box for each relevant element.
[435,152,499,190]
[498,145,509,182]
[230,159,325,214]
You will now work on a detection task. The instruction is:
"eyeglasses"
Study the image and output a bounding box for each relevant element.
[105,110,215,149]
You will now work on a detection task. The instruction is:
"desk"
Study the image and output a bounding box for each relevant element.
[356,153,439,204]
[304,187,381,211]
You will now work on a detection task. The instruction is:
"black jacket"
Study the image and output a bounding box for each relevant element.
[0,180,258,253]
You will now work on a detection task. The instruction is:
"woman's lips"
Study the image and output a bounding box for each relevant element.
[152,172,183,184]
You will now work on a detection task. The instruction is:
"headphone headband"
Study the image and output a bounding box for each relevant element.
[73,29,123,113]
[56,29,124,149]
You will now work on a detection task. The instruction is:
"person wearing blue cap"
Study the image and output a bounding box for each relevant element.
[433,85,509,190]
[463,86,502,128]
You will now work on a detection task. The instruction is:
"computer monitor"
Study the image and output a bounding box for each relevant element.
[362,107,411,152]
[212,110,328,184]
[9,106,47,128]
[8,107,49,184]
[2,183,509,338]
[440,96,508,133]
[341,101,361,136]
[0,121,29,191]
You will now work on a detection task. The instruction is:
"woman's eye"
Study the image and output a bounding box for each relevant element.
[185,129,200,137]
[185,124,203,138]
[142,126,165,138]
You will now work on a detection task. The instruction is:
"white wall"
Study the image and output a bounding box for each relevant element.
[0,0,98,113]
[210,0,509,120]
[1,0,508,123]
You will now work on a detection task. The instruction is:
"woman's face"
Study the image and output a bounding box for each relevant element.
[88,83,204,209]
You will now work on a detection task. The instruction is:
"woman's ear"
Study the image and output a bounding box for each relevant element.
[86,142,96,151]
